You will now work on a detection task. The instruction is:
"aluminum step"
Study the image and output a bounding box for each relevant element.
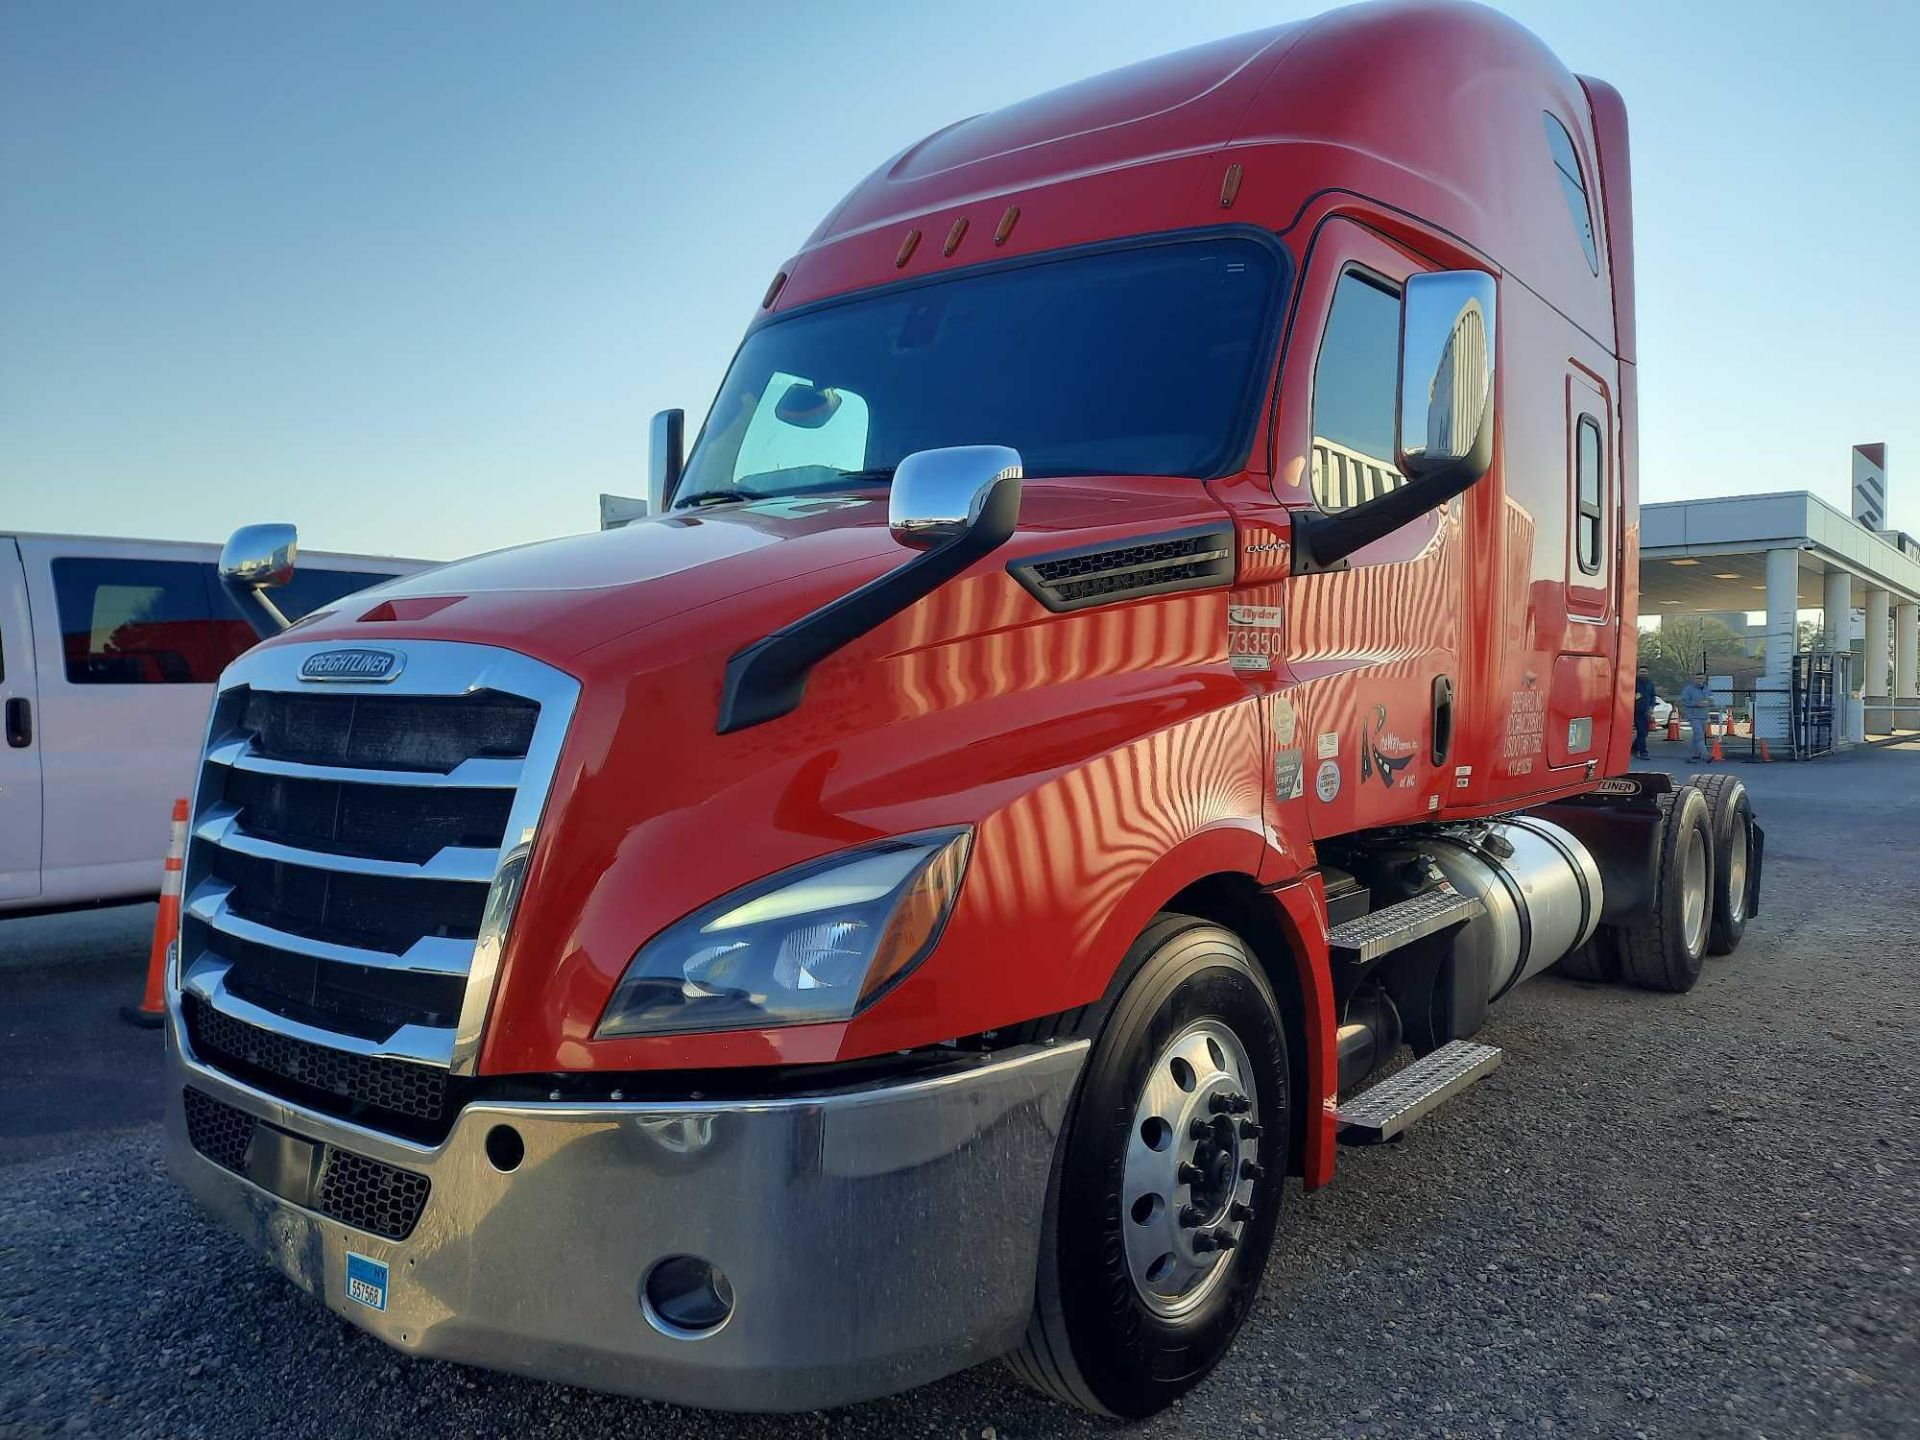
[1336,1039,1503,1144]
[1326,886,1484,965]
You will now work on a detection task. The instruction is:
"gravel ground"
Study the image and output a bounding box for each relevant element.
[2,748,1915,1439]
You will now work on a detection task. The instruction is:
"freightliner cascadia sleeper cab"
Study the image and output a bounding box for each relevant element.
[165,2,1762,1418]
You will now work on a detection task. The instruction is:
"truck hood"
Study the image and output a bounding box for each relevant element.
[277,478,1227,673]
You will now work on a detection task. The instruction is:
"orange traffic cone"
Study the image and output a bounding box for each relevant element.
[1710,735,1724,763]
[1667,716,1681,742]
[123,797,189,1028]
[1757,738,1773,763]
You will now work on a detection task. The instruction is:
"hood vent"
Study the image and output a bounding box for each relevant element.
[1010,525,1235,613]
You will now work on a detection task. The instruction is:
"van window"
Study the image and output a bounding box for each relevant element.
[1576,414,1604,574]
[1310,271,1407,513]
[1544,113,1600,275]
[50,559,393,684]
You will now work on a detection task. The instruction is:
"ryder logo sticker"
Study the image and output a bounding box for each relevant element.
[299,648,404,683]
[1227,604,1284,673]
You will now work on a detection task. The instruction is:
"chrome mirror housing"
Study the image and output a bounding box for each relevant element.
[888,445,1024,549]
[649,409,685,518]
[1395,269,1497,487]
[218,523,298,590]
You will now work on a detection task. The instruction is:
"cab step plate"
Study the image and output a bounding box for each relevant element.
[1326,887,1484,966]
[1337,1039,1503,1144]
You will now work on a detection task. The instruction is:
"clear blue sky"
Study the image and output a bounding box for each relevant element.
[4,0,1916,561]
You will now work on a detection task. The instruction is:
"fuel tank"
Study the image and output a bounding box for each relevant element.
[1379,816,1603,1001]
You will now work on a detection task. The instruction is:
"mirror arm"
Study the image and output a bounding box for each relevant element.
[221,577,293,640]
[716,474,1020,734]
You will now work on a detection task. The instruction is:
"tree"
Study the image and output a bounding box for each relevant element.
[1636,615,1747,696]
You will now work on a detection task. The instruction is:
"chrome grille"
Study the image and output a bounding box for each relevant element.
[173,639,579,1130]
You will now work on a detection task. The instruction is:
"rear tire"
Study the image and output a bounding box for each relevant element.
[1620,786,1714,993]
[1008,914,1288,1418]
[1688,772,1752,955]
[1554,924,1623,983]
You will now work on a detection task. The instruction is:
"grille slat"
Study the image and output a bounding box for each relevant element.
[182,1087,431,1240]
[186,994,450,1122]
[221,765,515,865]
[210,844,489,954]
[240,689,538,773]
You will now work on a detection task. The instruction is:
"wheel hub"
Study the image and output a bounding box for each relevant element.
[1121,1019,1263,1317]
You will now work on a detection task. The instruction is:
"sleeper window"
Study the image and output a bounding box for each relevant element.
[1576,414,1604,574]
[1310,271,1407,513]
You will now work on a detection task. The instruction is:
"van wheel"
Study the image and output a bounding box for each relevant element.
[1007,915,1287,1418]
[1620,786,1715,993]
[1688,772,1752,954]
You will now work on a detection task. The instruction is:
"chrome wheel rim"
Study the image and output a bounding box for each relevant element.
[1727,813,1749,923]
[1121,1018,1260,1318]
[1681,826,1710,955]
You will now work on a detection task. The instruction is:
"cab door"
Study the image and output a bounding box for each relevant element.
[0,539,43,902]
[1265,217,1466,836]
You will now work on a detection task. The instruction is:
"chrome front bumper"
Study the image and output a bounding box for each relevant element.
[164,1011,1087,1411]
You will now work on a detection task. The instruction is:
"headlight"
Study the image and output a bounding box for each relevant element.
[596,828,973,1039]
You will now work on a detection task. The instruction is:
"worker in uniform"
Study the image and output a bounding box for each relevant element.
[1679,669,1713,762]
[1632,664,1656,759]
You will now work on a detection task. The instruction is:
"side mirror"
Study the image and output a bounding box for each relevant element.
[649,409,685,518]
[218,523,297,590]
[888,445,1024,550]
[1395,269,1497,490]
[1293,269,1497,574]
[218,523,298,639]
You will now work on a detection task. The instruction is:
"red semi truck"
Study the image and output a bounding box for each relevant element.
[165,1,1762,1418]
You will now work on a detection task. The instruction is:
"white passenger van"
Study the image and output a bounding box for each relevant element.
[0,532,424,913]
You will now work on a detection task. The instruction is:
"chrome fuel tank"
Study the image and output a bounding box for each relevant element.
[1381,817,1603,1000]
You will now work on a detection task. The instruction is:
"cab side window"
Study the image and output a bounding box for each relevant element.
[1310,272,1407,513]
[1575,414,1604,574]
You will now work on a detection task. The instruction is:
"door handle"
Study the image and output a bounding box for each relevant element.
[5,697,30,748]
[1430,674,1454,766]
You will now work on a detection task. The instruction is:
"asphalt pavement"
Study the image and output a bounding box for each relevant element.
[1,749,1914,1439]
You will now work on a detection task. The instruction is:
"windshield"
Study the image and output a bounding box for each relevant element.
[675,234,1284,507]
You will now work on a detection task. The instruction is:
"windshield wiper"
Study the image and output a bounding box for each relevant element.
[674,487,771,510]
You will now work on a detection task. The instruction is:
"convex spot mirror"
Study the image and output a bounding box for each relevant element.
[888,445,1024,550]
[219,523,298,590]
[1395,269,1497,491]
[772,382,843,429]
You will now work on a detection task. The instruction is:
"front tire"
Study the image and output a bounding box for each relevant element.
[1008,915,1288,1418]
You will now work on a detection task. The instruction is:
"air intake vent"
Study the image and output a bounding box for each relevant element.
[1010,526,1235,612]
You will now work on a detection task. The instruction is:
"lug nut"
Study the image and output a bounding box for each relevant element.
[1190,1118,1216,1140]
[1178,1203,1206,1228]
[1238,1120,1263,1139]
[1191,1231,1219,1253]
[1241,1159,1266,1181]
[1208,1092,1242,1114]
[1229,1201,1255,1223]
[1232,1094,1254,1114]
[1177,1161,1205,1186]
[1212,1228,1238,1250]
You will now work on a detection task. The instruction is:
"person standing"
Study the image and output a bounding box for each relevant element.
[1632,664,1656,759]
[1680,669,1713,762]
